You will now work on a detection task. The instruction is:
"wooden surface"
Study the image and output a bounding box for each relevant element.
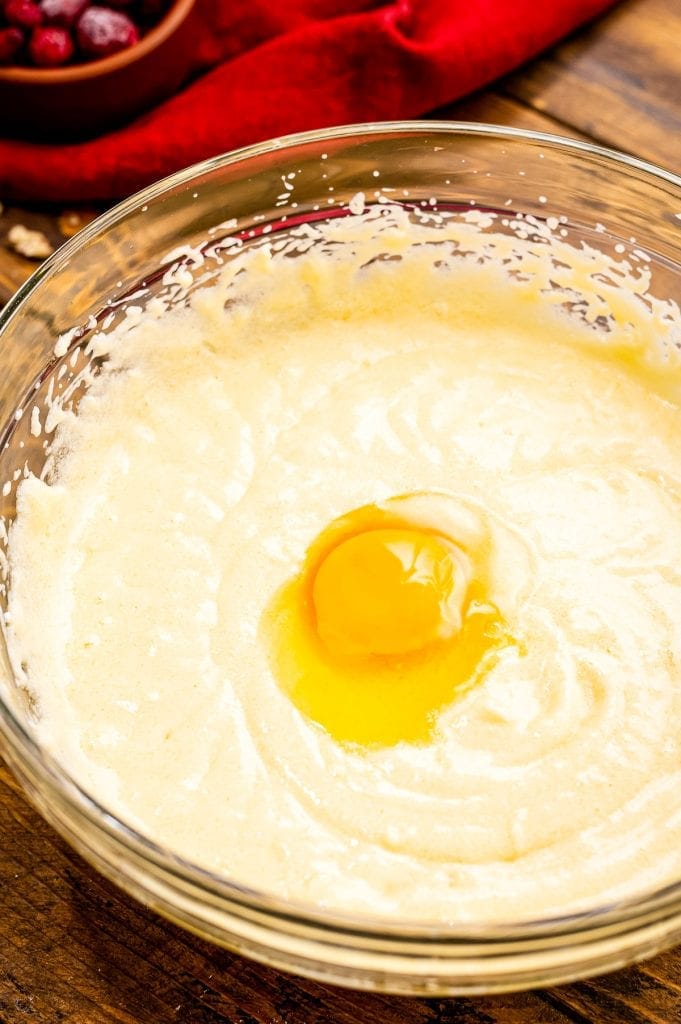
[2,0,681,1020]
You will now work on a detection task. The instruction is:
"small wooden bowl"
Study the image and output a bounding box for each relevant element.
[0,0,198,141]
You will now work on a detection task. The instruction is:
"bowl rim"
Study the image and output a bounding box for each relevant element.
[3,119,681,951]
[0,0,196,83]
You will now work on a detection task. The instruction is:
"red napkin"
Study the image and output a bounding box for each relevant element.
[0,0,616,203]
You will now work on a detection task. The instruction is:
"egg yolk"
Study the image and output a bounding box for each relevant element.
[312,528,464,658]
[262,502,513,748]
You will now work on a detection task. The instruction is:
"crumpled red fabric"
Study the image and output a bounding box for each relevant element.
[0,0,616,202]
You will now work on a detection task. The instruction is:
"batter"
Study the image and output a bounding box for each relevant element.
[6,207,681,923]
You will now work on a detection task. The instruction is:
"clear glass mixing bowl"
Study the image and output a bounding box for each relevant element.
[2,123,681,996]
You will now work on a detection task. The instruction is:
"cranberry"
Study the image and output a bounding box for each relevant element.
[40,0,89,27]
[76,5,139,57]
[5,0,43,29]
[0,25,23,62]
[29,23,73,64]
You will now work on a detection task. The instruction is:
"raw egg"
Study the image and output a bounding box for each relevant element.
[312,528,465,658]
[263,498,512,747]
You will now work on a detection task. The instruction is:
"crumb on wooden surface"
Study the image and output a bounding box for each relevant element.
[58,209,98,239]
[7,225,54,261]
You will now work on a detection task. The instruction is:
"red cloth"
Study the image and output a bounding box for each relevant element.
[0,0,616,202]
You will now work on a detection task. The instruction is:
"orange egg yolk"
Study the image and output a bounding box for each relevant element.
[262,503,513,748]
[312,528,464,658]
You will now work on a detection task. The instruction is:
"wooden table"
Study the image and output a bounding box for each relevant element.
[2,0,681,1020]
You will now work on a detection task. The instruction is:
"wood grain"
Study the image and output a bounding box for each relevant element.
[436,91,589,142]
[503,0,681,171]
[3,0,681,1021]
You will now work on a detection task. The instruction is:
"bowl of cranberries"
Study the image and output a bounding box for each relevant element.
[0,0,197,140]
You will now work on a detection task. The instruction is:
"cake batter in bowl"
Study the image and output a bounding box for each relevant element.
[2,124,681,994]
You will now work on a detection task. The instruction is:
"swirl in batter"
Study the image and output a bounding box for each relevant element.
[6,209,681,922]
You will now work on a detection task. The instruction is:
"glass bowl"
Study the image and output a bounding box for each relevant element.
[2,122,681,997]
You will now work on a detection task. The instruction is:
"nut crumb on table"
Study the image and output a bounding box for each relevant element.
[58,208,97,238]
[6,223,53,260]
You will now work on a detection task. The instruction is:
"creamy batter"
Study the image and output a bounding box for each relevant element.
[6,207,681,923]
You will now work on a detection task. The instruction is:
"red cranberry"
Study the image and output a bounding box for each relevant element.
[29,23,73,64]
[5,0,43,29]
[76,5,139,57]
[40,0,89,27]
[0,25,23,62]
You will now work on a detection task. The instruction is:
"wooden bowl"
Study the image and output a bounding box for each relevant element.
[0,0,198,141]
